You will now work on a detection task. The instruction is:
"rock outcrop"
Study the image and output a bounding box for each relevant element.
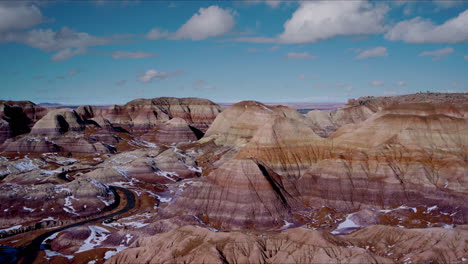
[306,93,468,137]
[0,100,47,144]
[107,225,468,264]
[76,97,222,137]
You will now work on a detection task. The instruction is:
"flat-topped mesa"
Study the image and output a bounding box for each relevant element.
[305,93,468,137]
[163,158,298,230]
[76,97,222,136]
[0,100,48,144]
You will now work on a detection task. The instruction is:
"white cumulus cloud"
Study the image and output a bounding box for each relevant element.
[397,81,407,87]
[0,3,44,33]
[172,6,236,40]
[278,1,388,44]
[355,46,388,59]
[385,9,468,43]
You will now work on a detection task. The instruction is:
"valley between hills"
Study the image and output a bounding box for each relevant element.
[0,93,467,264]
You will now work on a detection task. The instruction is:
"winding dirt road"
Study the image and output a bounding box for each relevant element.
[18,186,136,264]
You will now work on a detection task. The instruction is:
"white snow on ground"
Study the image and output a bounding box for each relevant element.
[55,185,72,194]
[331,213,361,235]
[193,215,219,232]
[130,138,158,148]
[63,195,79,215]
[185,164,202,173]
[98,195,114,206]
[23,206,34,212]
[0,225,22,234]
[443,224,454,229]
[43,232,74,260]
[40,169,61,176]
[12,157,37,172]
[76,225,111,253]
[425,205,438,213]
[155,170,178,182]
[171,145,188,158]
[123,234,133,245]
[146,191,172,206]
[103,246,128,260]
[280,220,294,230]
[379,205,418,214]
[102,213,151,229]
[40,217,57,222]
[0,167,11,177]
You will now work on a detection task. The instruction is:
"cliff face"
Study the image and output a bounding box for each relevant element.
[0,101,48,144]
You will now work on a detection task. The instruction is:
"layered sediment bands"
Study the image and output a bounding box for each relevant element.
[204,101,313,147]
[306,93,468,137]
[237,116,325,179]
[76,97,222,136]
[107,225,468,264]
[30,109,85,136]
[141,118,199,144]
[164,158,297,230]
[0,100,47,144]
[332,103,468,149]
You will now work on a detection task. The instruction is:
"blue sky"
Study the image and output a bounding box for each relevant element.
[0,0,467,104]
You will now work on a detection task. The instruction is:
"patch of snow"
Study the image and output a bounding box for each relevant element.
[331,213,361,235]
[23,206,34,212]
[425,205,438,213]
[12,157,37,172]
[0,225,22,234]
[42,231,74,260]
[63,195,79,215]
[185,164,202,173]
[280,220,294,230]
[155,170,178,182]
[443,224,454,229]
[76,225,111,253]
[103,246,128,260]
[88,261,96,264]
[41,217,57,222]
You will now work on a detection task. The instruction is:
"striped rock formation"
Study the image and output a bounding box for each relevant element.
[141,117,200,144]
[0,100,47,144]
[76,97,222,136]
[107,224,468,264]
[306,92,468,137]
